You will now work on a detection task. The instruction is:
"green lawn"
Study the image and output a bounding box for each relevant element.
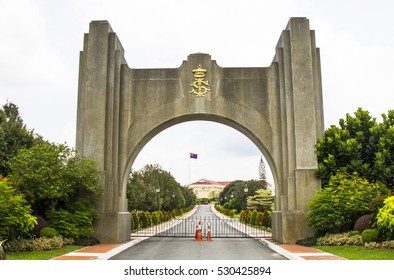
[315,245,394,260]
[4,245,83,260]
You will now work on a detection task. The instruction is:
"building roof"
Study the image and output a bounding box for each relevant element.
[189,179,231,187]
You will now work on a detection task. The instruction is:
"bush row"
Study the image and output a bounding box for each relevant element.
[298,228,394,247]
[3,236,74,253]
[214,205,272,228]
[239,209,271,228]
[364,240,394,249]
[214,204,236,217]
[130,206,194,231]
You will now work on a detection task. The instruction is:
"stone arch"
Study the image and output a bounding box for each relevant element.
[76,17,324,244]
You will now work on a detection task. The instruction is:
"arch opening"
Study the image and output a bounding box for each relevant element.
[124,117,278,192]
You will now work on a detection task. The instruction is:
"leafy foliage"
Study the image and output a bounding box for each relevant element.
[0,103,43,176]
[40,227,58,239]
[8,142,103,216]
[7,142,103,239]
[247,189,274,211]
[0,178,37,239]
[375,196,394,240]
[46,199,99,239]
[307,172,389,233]
[29,215,48,238]
[316,232,363,246]
[127,164,195,212]
[316,108,394,190]
[3,236,64,252]
[361,229,379,243]
[219,180,267,212]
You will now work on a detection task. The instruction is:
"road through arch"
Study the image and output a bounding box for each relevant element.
[76,17,324,244]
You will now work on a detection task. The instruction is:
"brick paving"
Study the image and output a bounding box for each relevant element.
[275,244,345,260]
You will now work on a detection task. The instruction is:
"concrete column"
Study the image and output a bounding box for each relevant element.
[272,17,323,243]
[76,21,130,243]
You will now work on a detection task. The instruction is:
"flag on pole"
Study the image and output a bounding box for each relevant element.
[189,153,198,159]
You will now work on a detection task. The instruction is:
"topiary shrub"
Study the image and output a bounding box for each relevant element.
[249,210,258,226]
[354,214,372,233]
[139,211,151,228]
[239,210,250,224]
[40,227,58,238]
[361,229,379,243]
[256,212,264,226]
[151,212,159,225]
[130,211,139,230]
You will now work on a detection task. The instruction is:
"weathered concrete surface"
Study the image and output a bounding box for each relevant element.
[76,17,324,244]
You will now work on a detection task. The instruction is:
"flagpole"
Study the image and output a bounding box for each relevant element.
[189,156,191,186]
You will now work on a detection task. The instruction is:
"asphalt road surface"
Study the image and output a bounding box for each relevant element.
[110,206,287,260]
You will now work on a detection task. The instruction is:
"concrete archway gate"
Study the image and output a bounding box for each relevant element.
[76,17,324,244]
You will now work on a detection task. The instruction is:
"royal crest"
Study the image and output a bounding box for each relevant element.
[190,65,210,97]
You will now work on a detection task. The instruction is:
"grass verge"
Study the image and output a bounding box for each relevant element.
[4,245,83,260]
[314,245,394,260]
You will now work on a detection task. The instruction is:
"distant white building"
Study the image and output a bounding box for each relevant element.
[188,179,231,199]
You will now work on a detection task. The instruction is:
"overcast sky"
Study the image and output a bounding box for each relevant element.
[1,0,393,186]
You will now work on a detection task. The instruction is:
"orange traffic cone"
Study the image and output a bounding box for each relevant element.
[206,225,212,241]
[194,221,203,241]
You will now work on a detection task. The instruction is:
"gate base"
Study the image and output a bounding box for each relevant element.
[94,212,131,243]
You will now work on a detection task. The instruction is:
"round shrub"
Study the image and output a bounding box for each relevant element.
[348,230,361,237]
[354,214,372,233]
[40,227,58,238]
[361,229,379,243]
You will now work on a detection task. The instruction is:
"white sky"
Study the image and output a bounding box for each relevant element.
[1,0,393,186]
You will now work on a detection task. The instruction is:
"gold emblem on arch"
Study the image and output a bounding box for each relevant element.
[190,65,210,97]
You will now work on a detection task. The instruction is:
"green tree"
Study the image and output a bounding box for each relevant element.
[0,178,37,239]
[7,142,103,238]
[219,180,266,212]
[307,172,389,233]
[127,164,190,212]
[258,156,267,181]
[247,189,274,211]
[316,108,394,190]
[0,102,43,176]
[372,110,394,189]
[8,142,103,216]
